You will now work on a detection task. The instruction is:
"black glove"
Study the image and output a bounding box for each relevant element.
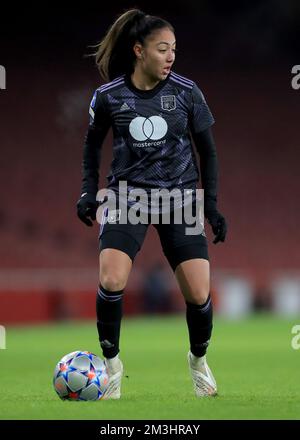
[77,193,98,227]
[205,209,227,244]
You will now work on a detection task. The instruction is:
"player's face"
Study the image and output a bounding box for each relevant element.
[141,28,176,81]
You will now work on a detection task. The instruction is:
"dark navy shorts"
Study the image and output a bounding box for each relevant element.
[98,201,209,272]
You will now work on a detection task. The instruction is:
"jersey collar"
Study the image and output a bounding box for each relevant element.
[124,72,171,99]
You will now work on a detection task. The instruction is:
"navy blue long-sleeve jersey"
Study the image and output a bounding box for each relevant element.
[81,70,217,211]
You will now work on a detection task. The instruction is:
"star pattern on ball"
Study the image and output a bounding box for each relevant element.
[83,363,101,387]
[56,359,77,382]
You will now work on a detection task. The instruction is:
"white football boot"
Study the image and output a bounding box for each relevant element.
[102,354,124,400]
[187,350,217,397]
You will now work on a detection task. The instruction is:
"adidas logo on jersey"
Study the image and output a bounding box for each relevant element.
[120,102,130,111]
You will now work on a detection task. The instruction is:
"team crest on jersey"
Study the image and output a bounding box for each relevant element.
[107,209,121,223]
[161,95,176,111]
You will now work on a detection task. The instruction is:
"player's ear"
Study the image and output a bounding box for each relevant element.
[133,42,143,59]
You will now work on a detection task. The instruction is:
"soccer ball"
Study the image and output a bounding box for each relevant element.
[53,351,109,401]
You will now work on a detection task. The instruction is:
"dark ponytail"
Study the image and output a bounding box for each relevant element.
[92,8,174,82]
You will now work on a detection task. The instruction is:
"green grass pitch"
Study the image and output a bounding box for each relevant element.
[0,314,299,420]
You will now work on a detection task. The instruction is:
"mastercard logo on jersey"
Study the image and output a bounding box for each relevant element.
[129,116,168,141]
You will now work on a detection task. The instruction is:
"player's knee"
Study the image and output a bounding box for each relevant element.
[100,273,127,292]
[188,287,210,305]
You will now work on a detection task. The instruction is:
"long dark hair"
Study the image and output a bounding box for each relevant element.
[92,8,174,82]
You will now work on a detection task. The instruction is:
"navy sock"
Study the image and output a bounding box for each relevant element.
[185,294,213,357]
[96,284,123,359]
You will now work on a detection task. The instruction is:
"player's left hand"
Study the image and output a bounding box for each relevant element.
[205,210,227,244]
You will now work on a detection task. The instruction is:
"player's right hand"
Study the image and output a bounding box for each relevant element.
[76,193,98,227]
[205,209,227,244]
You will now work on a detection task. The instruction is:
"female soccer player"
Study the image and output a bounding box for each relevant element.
[77,9,227,399]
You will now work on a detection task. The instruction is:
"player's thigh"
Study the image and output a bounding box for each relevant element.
[98,222,148,290]
[155,220,209,273]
